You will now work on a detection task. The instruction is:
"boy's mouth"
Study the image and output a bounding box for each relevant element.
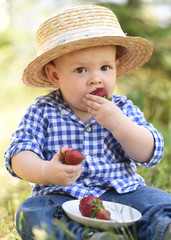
[90,88,108,98]
[90,88,112,101]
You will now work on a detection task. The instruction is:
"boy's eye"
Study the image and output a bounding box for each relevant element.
[101,65,110,71]
[76,67,86,73]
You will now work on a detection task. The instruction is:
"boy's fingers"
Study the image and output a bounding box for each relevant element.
[52,152,63,163]
[83,94,106,103]
[87,107,97,117]
[64,164,82,174]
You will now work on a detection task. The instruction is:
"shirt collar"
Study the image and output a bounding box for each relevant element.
[35,89,66,108]
[112,94,127,106]
[35,90,126,125]
[36,90,93,127]
[36,90,127,106]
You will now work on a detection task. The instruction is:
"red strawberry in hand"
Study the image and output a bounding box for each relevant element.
[60,147,85,165]
[79,196,103,218]
[96,208,111,220]
[90,88,112,101]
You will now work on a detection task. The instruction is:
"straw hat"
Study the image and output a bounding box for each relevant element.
[23,5,153,89]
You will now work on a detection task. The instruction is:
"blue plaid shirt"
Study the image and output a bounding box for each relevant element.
[4,90,164,199]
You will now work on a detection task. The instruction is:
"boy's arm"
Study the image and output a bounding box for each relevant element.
[110,112,155,163]
[11,150,82,186]
[83,95,156,163]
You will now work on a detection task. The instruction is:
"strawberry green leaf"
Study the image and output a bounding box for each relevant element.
[104,96,112,101]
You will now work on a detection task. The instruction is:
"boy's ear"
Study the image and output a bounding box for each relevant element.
[45,63,59,86]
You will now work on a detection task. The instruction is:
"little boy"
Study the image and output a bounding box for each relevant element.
[4,5,171,240]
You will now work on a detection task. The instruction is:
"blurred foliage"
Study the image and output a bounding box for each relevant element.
[1,0,170,125]
[0,0,170,175]
[98,0,171,128]
[97,0,171,188]
[0,0,170,179]
[0,0,170,238]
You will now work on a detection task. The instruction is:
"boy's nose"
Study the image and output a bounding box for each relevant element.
[88,76,102,85]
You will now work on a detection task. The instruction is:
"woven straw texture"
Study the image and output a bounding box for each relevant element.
[23,5,153,89]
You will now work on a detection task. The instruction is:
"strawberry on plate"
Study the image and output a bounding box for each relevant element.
[96,208,111,220]
[79,196,112,220]
[90,88,112,101]
[60,147,85,165]
[79,195,103,218]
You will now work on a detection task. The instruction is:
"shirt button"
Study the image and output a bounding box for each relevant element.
[61,109,67,115]
[86,126,91,132]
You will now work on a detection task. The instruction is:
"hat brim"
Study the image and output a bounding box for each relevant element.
[23,35,153,89]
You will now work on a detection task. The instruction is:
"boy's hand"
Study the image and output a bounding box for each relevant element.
[43,150,82,186]
[83,94,123,132]
[83,94,155,163]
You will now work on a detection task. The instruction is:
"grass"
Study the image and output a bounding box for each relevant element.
[0,169,30,239]
[0,83,170,239]
[0,83,47,239]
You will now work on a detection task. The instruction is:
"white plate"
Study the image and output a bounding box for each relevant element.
[62,200,142,230]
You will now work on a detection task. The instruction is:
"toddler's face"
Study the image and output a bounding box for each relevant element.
[47,46,117,118]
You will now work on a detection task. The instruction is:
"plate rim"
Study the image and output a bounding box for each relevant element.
[62,199,142,226]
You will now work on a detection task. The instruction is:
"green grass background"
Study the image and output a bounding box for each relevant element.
[0,0,171,238]
[0,83,170,239]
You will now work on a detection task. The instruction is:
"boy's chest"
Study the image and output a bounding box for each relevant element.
[41,105,123,162]
[42,112,121,158]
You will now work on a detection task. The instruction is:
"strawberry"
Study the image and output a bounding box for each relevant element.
[60,147,85,165]
[90,88,112,101]
[96,208,111,220]
[79,196,112,220]
[79,196,103,218]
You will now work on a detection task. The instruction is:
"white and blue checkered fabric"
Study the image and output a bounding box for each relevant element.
[4,90,164,199]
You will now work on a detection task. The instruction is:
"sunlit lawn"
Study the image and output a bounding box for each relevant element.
[0,83,48,239]
[0,83,170,239]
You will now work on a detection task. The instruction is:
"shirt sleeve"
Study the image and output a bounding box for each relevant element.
[119,98,164,167]
[4,103,48,178]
